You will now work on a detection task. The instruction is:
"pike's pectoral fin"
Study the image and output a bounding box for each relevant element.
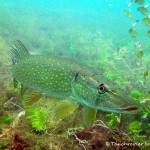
[12,79,28,97]
[13,78,18,88]
[83,106,97,127]
[52,100,78,122]
[21,84,28,96]
[23,90,43,107]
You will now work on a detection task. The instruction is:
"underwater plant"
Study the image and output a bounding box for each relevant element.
[123,0,150,60]
[27,108,49,132]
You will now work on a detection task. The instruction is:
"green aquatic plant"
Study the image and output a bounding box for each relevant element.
[66,126,84,136]
[129,121,146,142]
[137,6,148,15]
[141,107,150,120]
[124,0,150,39]
[147,30,150,36]
[123,10,132,18]
[132,0,145,5]
[129,28,137,37]
[143,17,150,26]
[130,89,145,99]
[27,108,49,132]
[0,116,13,124]
[0,141,9,149]
[137,50,144,58]
[106,113,120,127]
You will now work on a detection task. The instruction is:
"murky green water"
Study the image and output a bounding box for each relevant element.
[0,0,150,149]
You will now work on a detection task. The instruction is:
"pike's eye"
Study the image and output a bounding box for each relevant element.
[99,86,104,91]
[98,83,106,94]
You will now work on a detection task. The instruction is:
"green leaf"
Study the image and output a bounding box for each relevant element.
[129,28,137,37]
[137,50,144,58]
[0,141,9,149]
[143,17,150,26]
[82,106,97,127]
[106,113,119,127]
[129,121,141,131]
[137,6,148,15]
[0,117,13,124]
[141,113,148,119]
[108,119,117,127]
[27,108,49,131]
[130,89,145,99]
[147,30,150,37]
[53,100,78,122]
[132,0,145,5]
[123,10,132,18]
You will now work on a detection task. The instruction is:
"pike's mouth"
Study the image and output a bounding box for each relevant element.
[121,106,139,113]
[122,106,139,111]
[114,106,140,114]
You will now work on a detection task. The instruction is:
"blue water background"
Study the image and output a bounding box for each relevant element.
[0,0,150,56]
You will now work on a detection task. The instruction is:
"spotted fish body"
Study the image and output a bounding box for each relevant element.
[14,55,93,98]
[11,40,140,114]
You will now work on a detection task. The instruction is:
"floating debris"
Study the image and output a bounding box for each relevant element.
[134,41,141,49]
[132,20,139,28]
[123,10,132,18]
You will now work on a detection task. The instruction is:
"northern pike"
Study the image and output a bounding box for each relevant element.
[11,40,140,114]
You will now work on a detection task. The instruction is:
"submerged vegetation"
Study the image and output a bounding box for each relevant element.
[0,0,150,149]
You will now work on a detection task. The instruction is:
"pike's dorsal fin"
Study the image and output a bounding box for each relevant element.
[10,40,30,65]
